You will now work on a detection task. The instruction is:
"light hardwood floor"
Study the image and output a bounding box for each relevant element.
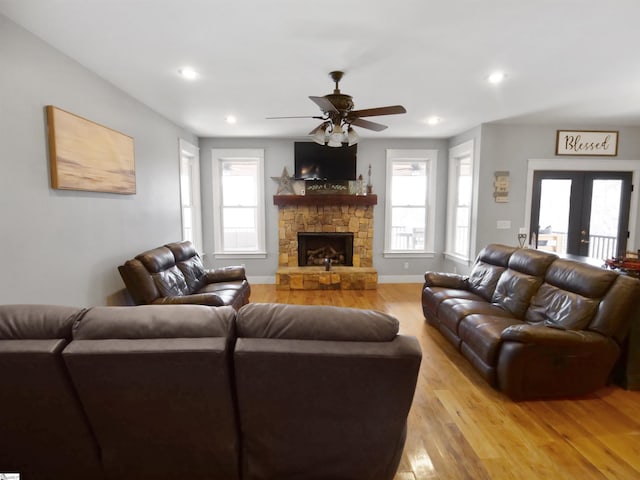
[250,284,640,480]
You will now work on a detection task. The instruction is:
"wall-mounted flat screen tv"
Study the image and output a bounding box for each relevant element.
[294,142,357,180]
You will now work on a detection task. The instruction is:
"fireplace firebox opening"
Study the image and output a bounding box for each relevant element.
[298,232,354,267]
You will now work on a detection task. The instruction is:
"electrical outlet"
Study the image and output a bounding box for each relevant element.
[404,262,409,269]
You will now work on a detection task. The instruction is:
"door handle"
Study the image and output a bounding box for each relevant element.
[581,239,590,244]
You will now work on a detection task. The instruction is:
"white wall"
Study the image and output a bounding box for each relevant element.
[0,15,197,306]
[198,137,449,280]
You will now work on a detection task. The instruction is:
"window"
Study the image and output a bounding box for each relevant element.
[446,140,475,262]
[211,149,266,257]
[179,139,202,253]
[384,149,437,257]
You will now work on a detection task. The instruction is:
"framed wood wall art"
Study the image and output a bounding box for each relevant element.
[46,106,136,194]
[556,130,618,156]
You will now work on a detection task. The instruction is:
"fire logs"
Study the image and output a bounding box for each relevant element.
[306,246,346,266]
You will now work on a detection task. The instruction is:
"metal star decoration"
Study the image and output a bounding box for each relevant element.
[271,167,296,195]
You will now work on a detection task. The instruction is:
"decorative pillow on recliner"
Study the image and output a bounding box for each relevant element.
[176,255,206,292]
[152,266,189,298]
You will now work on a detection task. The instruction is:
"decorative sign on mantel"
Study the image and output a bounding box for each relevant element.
[305,180,350,195]
[556,130,618,156]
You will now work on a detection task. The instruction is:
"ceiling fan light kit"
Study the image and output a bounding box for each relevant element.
[269,71,406,147]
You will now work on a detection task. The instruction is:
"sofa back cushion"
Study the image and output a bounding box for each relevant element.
[525,259,618,330]
[491,248,556,318]
[64,305,240,480]
[236,303,399,341]
[72,305,235,340]
[0,304,82,340]
[167,242,206,292]
[135,246,190,297]
[468,244,516,301]
[492,270,542,318]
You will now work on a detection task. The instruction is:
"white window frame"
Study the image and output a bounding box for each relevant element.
[384,149,437,258]
[178,139,203,254]
[445,140,475,264]
[211,148,266,259]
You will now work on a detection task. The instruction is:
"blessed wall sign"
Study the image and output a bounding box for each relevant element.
[556,130,618,156]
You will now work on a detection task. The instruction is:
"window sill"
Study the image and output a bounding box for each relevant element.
[444,252,471,265]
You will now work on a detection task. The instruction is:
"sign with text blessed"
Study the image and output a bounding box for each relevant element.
[556,130,618,156]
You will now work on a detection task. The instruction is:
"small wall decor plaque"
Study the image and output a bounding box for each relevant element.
[556,130,618,156]
[493,171,509,203]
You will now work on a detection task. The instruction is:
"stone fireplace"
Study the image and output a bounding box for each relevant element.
[274,194,378,290]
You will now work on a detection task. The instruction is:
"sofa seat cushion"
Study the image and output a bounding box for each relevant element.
[422,287,483,317]
[198,280,248,293]
[237,303,399,342]
[459,314,523,366]
[439,299,513,336]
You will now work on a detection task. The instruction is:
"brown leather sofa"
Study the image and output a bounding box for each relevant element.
[0,302,421,480]
[422,243,640,400]
[118,240,250,309]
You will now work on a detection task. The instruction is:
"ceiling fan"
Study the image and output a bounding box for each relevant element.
[267,71,406,147]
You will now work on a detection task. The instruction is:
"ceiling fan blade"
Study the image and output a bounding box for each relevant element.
[309,96,339,113]
[351,118,388,131]
[351,105,406,117]
[266,115,325,119]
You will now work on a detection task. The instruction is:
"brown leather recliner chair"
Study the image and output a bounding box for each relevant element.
[118,240,250,309]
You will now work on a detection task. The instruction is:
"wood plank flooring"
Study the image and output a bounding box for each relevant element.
[249,283,640,480]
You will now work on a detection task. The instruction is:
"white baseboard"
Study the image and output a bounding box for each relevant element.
[247,275,276,284]
[378,275,424,283]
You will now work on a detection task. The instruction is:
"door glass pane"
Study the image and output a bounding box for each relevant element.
[538,179,571,254]
[589,180,621,259]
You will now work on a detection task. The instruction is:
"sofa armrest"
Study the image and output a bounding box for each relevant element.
[423,271,468,289]
[205,266,247,283]
[501,324,610,348]
[152,293,225,307]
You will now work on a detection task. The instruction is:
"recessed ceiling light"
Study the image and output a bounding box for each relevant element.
[488,71,506,84]
[178,67,198,80]
[225,115,237,124]
[426,116,441,126]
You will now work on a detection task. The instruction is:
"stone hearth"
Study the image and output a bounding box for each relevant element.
[274,195,377,290]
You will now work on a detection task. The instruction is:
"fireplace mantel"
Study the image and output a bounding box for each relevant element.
[273,194,377,206]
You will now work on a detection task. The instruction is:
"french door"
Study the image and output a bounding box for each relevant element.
[529,171,632,258]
